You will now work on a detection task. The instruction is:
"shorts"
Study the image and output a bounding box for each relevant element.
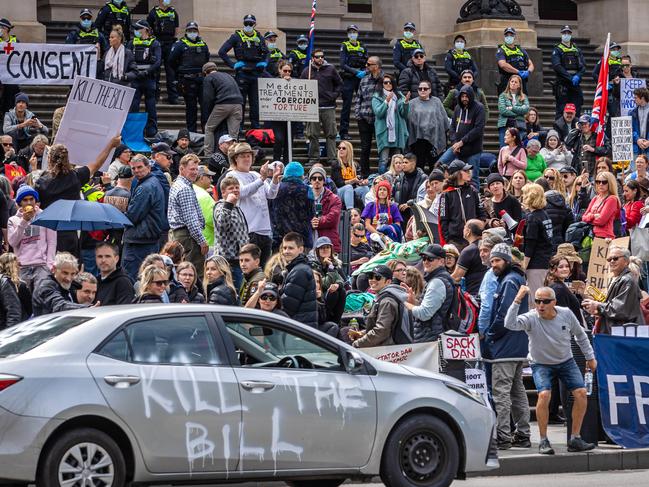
[530,358,585,392]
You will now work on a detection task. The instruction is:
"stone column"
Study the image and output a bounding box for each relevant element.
[1,0,46,42]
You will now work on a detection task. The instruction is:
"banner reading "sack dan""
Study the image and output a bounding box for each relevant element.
[0,42,97,85]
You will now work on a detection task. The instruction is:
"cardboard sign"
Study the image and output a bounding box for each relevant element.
[258,78,319,122]
[0,42,97,85]
[54,76,135,170]
[441,333,481,360]
[620,78,646,116]
[586,236,630,293]
[364,342,439,373]
[465,367,488,401]
[611,116,634,163]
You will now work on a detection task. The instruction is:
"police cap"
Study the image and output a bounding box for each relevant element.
[560,25,572,33]
[296,34,308,42]
[609,40,621,50]
[185,21,199,31]
[403,22,416,30]
[243,14,256,24]
[264,31,278,39]
[347,24,359,32]
[134,19,151,31]
[504,27,516,35]
[79,9,92,19]
[0,18,13,30]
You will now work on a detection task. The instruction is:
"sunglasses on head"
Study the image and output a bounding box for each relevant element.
[534,298,554,305]
[607,255,621,263]
[260,294,277,301]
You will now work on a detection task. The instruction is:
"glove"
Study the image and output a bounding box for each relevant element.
[608,83,613,90]
[355,70,366,79]
[518,70,529,80]
[256,61,268,69]
[233,61,245,70]
[571,74,581,86]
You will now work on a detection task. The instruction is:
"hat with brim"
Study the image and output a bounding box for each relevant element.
[420,243,446,259]
[447,159,472,175]
[556,243,582,265]
[504,27,516,35]
[560,25,573,33]
[364,264,393,280]
[260,283,279,298]
[228,142,256,164]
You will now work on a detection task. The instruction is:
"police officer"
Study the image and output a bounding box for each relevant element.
[169,21,210,133]
[496,27,534,93]
[339,24,368,141]
[128,20,162,137]
[65,9,108,55]
[218,14,269,130]
[288,34,309,77]
[393,22,423,75]
[593,41,625,118]
[265,31,285,76]
[444,34,478,91]
[147,0,180,104]
[0,19,19,117]
[95,0,131,42]
[551,25,586,118]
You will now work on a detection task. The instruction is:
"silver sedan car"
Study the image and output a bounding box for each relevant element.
[0,305,497,487]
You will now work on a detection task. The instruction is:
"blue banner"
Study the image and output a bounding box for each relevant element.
[593,335,649,448]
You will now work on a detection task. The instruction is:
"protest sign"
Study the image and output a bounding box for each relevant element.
[55,76,135,170]
[258,78,319,123]
[611,116,634,164]
[441,333,481,360]
[586,236,630,293]
[465,368,488,402]
[364,342,439,373]
[0,43,97,85]
[620,78,646,116]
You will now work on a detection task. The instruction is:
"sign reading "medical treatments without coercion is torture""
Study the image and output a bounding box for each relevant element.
[258,78,319,123]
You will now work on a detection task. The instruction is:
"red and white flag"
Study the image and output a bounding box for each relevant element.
[591,33,611,147]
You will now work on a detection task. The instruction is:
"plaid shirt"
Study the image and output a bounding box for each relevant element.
[168,176,206,245]
[354,71,383,123]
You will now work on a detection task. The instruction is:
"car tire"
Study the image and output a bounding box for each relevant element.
[380,414,459,487]
[287,480,346,487]
[38,427,127,487]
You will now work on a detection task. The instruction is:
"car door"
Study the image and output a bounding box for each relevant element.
[217,313,377,473]
[87,313,242,475]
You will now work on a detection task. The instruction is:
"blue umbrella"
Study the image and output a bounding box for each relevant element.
[31,199,132,231]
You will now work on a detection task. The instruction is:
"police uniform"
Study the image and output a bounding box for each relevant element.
[393,38,423,74]
[128,27,162,137]
[95,1,131,41]
[339,36,368,138]
[551,39,586,117]
[593,55,624,118]
[268,47,285,76]
[169,27,210,133]
[147,5,180,102]
[288,48,308,76]
[444,48,478,89]
[496,42,530,93]
[218,18,269,130]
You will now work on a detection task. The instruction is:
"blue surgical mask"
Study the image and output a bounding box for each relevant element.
[403,31,414,40]
[243,25,254,34]
[162,0,171,5]
[112,0,121,4]
[561,34,572,44]
[611,49,621,58]
[80,19,92,29]
[134,30,142,39]
[348,32,358,41]
[186,32,198,41]
[267,42,276,50]
[298,43,308,50]
[455,41,465,50]
[504,36,515,45]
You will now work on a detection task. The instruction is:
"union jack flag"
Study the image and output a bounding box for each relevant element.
[591,33,611,147]
[306,0,317,78]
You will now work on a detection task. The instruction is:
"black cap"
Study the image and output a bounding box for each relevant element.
[421,244,446,259]
[560,25,572,33]
[264,31,278,39]
[151,142,176,156]
[504,27,516,35]
[185,21,199,30]
[412,48,425,56]
[259,282,279,298]
[578,114,591,125]
[404,22,416,30]
[447,159,472,175]
[134,19,151,31]
[176,128,190,141]
[559,166,577,175]
[454,34,466,42]
[79,8,92,18]
[114,144,130,159]
[117,165,133,179]
[486,173,505,186]
[0,18,13,30]
[429,169,444,182]
[365,264,393,281]
[243,14,256,24]
[609,41,621,50]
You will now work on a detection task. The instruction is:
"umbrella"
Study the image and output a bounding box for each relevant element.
[31,199,132,231]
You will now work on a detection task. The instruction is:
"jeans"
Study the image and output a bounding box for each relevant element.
[81,248,100,278]
[130,77,158,137]
[340,77,360,136]
[231,262,243,292]
[492,361,531,443]
[357,118,374,176]
[306,108,337,163]
[236,70,263,129]
[438,147,482,189]
[203,104,242,155]
[378,147,400,174]
[531,358,585,392]
[338,184,370,210]
[19,264,50,293]
[123,242,160,282]
[179,75,205,133]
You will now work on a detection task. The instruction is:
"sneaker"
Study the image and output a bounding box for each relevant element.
[511,435,531,448]
[539,438,555,455]
[497,441,512,450]
[567,437,596,452]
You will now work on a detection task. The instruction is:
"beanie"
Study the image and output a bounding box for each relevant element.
[15,185,39,204]
[490,242,512,263]
[113,144,129,159]
[15,92,29,106]
[308,166,327,180]
[283,161,304,179]
[375,179,392,199]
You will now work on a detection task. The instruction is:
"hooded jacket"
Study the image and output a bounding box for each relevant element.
[544,190,574,251]
[7,207,57,269]
[354,284,408,348]
[449,85,486,158]
[96,268,135,306]
[439,183,487,245]
[280,254,318,329]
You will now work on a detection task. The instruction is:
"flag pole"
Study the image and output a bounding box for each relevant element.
[307,0,317,80]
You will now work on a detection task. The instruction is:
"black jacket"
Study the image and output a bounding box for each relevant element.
[394,168,427,205]
[413,267,455,343]
[32,275,89,317]
[439,184,487,245]
[398,61,443,100]
[207,277,239,305]
[545,190,574,251]
[300,62,343,108]
[202,71,243,115]
[186,285,206,303]
[133,293,164,304]
[101,48,138,85]
[552,116,577,142]
[0,275,21,328]
[565,128,611,174]
[280,254,318,328]
[449,85,486,158]
[97,268,134,306]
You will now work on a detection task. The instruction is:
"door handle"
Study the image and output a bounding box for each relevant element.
[240,380,275,392]
[104,375,141,388]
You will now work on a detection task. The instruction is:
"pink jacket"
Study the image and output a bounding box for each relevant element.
[497,145,527,177]
[581,195,620,239]
[7,207,57,268]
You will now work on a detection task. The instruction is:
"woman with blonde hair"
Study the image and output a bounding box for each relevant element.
[521,183,554,305]
[404,266,425,301]
[384,153,405,185]
[133,265,169,304]
[497,74,529,146]
[204,255,238,305]
[331,140,369,210]
[101,25,137,85]
[506,169,528,201]
[0,252,28,325]
[581,171,620,239]
[542,168,566,195]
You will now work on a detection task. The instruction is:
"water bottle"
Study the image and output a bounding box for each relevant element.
[349,318,359,331]
[498,210,518,231]
[460,277,467,293]
[584,368,593,396]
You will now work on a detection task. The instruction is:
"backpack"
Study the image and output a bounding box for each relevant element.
[445,283,479,334]
[245,129,275,147]
[565,221,593,250]
[375,286,414,345]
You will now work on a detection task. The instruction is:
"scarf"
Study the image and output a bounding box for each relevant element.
[104,44,125,81]
[384,89,397,143]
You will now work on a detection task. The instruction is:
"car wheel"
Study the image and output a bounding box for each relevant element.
[287,480,346,487]
[38,427,126,487]
[381,414,459,487]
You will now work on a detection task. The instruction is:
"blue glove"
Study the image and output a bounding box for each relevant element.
[518,70,529,80]
[571,74,581,86]
[608,83,613,90]
[355,70,366,79]
[233,61,245,70]
[256,61,268,69]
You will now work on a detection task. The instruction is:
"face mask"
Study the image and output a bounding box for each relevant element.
[243,25,254,34]
[267,42,276,50]
[561,34,572,44]
[134,30,142,39]
[80,19,92,29]
[504,36,515,45]
[112,0,121,4]
[455,41,465,50]
[186,32,198,41]
[348,32,358,41]
[162,0,171,5]
[298,43,307,50]
[403,31,414,40]
[611,50,621,58]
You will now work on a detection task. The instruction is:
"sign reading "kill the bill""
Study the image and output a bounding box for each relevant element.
[258,78,319,122]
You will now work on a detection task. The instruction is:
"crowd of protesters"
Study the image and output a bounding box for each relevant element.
[1,11,649,455]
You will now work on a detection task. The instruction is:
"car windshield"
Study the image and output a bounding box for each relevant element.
[0,316,91,358]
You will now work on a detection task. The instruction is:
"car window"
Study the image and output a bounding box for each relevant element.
[98,316,223,365]
[223,319,342,370]
[0,316,91,358]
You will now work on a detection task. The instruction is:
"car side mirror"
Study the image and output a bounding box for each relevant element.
[342,349,364,373]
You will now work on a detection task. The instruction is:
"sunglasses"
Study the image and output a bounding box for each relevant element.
[562,174,571,178]
[314,55,324,59]
[534,298,554,305]
[595,180,608,185]
[281,68,292,73]
[607,255,621,263]
[1,142,12,147]
[575,183,582,187]
[310,176,323,181]
[244,21,256,26]
[414,54,425,59]
[366,62,376,67]
[383,80,392,85]
[152,280,169,286]
[260,295,277,301]
[353,233,365,238]
[418,87,430,91]
[338,146,347,150]
[421,256,436,262]
[545,176,555,181]
[368,273,385,281]
[622,64,632,67]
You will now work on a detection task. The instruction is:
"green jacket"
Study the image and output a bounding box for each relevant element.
[526,153,547,182]
[372,92,409,153]
[497,92,529,129]
[443,87,490,120]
